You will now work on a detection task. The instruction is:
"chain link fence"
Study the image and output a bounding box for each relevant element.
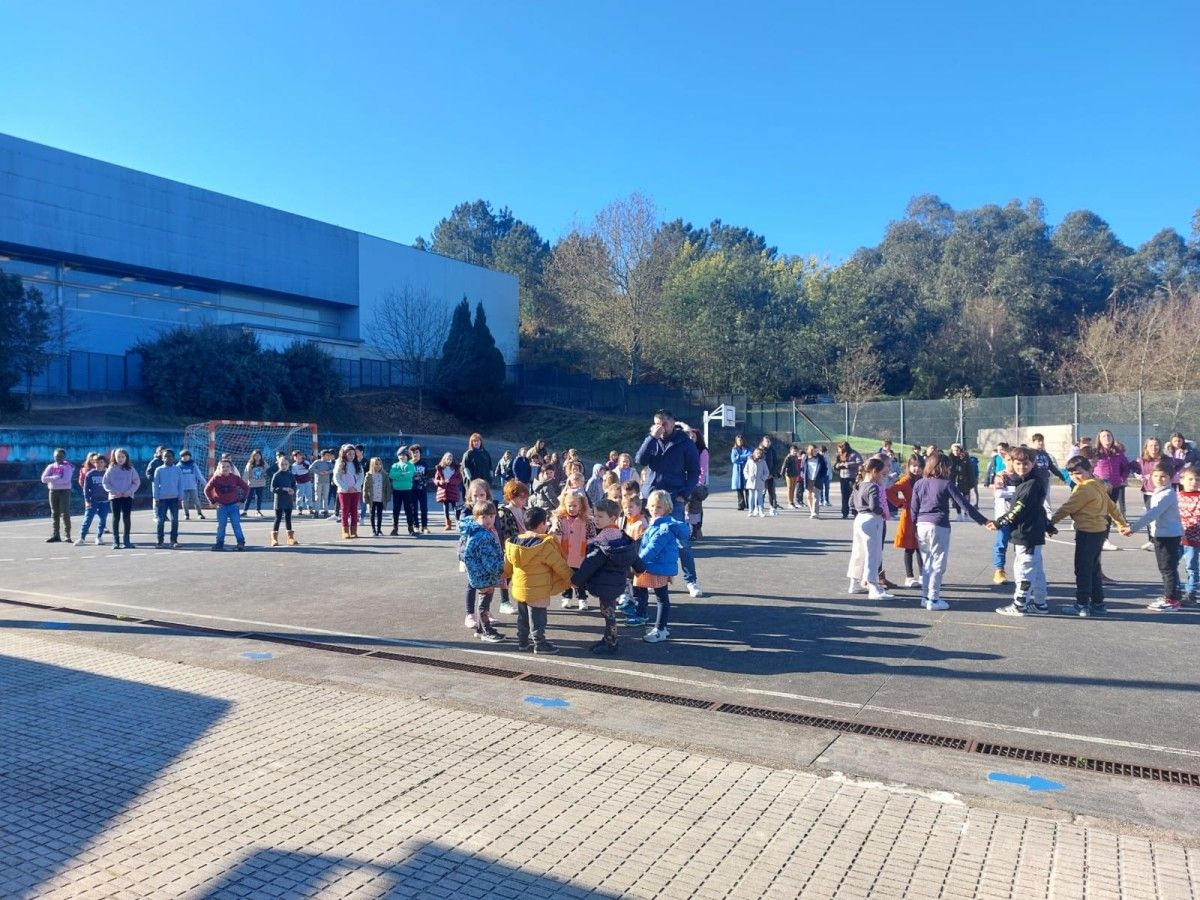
[747,390,1200,457]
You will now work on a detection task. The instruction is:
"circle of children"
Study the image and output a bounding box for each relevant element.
[39,417,1200,650]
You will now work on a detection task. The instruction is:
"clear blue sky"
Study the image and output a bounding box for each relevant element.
[5,1,1198,261]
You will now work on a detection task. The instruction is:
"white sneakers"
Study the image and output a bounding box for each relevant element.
[686,582,703,598]
[868,588,896,601]
[1140,541,1154,551]
[847,579,869,595]
[576,597,588,611]
[1102,540,1119,551]
[643,627,669,643]
[904,577,922,588]
[923,598,950,611]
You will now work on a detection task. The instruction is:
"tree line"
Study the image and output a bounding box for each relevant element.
[408,195,1200,402]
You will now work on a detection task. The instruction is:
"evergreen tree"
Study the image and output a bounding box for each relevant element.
[434,297,513,422]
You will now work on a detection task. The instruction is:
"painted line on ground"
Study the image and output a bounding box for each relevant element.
[4,585,1198,761]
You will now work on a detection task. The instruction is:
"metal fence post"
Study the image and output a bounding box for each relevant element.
[1137,389,1144,452]
[899,398,905,445]
[792,401,798,441]
[1073,392,1079,439]
[1014,394,1020,438]
[844,402,850,437]
[958,396,965,446]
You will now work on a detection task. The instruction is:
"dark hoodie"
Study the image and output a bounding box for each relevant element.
[992,470,1051,547]
[572,532,645,603]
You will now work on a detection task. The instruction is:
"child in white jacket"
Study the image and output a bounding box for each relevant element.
[743,449,771,517]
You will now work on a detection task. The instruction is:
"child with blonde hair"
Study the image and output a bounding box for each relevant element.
[433,452,463,531]
[636,490,691,643]
[333,444,364,538]
[461,500,506,642]
[362,456,391,537]
[552,490,596,610]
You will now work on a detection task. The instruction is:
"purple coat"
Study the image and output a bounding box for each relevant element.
[1092,451,1130,488]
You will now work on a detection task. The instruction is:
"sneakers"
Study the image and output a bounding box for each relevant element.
[1028,603,1050,615]
[868,588,896,601]
[211,544,224,551]
[464,613,477,629]
[534,642,560,655]
[46,535,61,543]
[643,628,669,643]
[768,507,778,517]
[686,582,703,599]
[904,577,922,588]
[516,643,534,653]
[390,527,399,536]
[623,615,647,627]
[1147,598,1182,612]
[478,629,505,643]
[992,569,1007,585]
[616,596,635,614]
[1060,603,1097,617]
[499,600,517,615]
[576,597,588,611]
[847,579,868,595]
[589,641,618,654]
[1140,541,1155,551]
[1102,540,1119,551]
[996,603,1027,617]
[94,535,104,546]
[75,537,87,546]
[923,598,950,611]
[560,596,574,609]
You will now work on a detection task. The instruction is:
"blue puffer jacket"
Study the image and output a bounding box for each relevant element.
[460,518,505,589]
[639,515,691,577]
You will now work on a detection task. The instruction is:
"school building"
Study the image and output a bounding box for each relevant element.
[0,133,518,395]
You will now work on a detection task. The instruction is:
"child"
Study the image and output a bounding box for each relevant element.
[152,448,184,549]
[389,449,416,536]
[433,452,463,531]
[408,443,431,534]
[242,449,268,517]
[585,463,606,507]
[636,490,691,643]
[909,451,990,611]
[1177,466,1200,606]
[604,450,620,471]
[503,506,573,654]
[291,450,313,517]
[458,478,495,587]
[333,444,364,539]
[205,459,249,550]
[885,455,924,588]
[145,446,166,481]
[781,444,804,509]
[77,455,110,546]
[602,470,622,502]
[573,498,644,654]
[552,490,597,610]
[743,448,770,517]
[618,494,649,621]
[310,449,335,518]
[270,452,299,546]
[1050,456,1132,617]
[461,500,506,642]
[178,449,207,520]
[1131,438,1177,550]
[804,444,828,518]
[40,448,75,543]
[362,456,391,537]
[495,479,530,615]
[991,451,1015,585]
[1124,462,1184,611]
[847,459,895,601]
[616,453,636,484]
[102,448,140,549]
[990,447,1055,616]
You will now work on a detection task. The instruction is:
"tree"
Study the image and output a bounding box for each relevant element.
[273,341,343,418]
[0,270,26,410]
[832,346,884,434]
[12,284,52,412]
[433,298,513,422]
[369,288,452,427]
[546,193,674,385]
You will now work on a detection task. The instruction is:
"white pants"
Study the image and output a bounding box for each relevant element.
[916,522,951,602]
[1012,544,1047,607]
[847,513,884,587]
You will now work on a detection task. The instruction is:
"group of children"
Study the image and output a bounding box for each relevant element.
[455,470,692,652]
[842,431,1200,617]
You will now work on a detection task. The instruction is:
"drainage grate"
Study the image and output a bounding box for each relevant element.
[717,704,971,749]
[4,595,1198,790]
[973,743,1200,787]
[521,673,714,708]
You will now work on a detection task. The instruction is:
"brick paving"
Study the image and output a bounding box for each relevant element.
[2,633,1198,899]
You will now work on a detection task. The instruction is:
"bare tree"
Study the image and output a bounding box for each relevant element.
[369,288,452,428]
[832,346,884,434]
[545,193,673,385]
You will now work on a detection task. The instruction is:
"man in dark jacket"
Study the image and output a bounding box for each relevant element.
[634,409,703,597]
[989,447,1056,617]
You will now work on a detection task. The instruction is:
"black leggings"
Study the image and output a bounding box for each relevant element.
[111,497,133,543]
[273,508,293,530]
[904,548,924,578]
[370,501,384,532]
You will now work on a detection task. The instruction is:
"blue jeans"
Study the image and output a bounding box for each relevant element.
[80,501,110,539]
[155,498,180,543]
[216,504,245,546]
[671,498,697,585]
[992,524,1011,569]
[1183,545,1200,599]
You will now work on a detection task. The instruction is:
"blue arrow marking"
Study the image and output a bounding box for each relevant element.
[524,696,570,709]
[240,651,274,661]
[988,772,1065,793]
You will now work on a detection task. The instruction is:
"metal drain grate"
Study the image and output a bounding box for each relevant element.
[972,742,1200,786]
[717,704,971,749]
[521,673,714,708]
[4,595,1198,790]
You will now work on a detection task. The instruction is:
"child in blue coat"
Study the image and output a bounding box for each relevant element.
[637,490,692,643]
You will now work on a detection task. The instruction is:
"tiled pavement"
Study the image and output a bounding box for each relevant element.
[2,633,1198,899]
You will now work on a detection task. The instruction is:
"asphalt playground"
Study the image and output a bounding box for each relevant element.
[2,483,1198,835]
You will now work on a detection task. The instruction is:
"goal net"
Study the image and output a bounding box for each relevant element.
[182,420,319,477]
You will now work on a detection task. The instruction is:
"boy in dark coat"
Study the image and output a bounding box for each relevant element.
[989,447,1056,616]
[573,499,645,654]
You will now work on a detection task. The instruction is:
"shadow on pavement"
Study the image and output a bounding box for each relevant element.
[0,654,230,898]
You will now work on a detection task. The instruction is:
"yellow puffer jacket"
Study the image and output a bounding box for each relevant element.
[504,533,573,607]
[1050,477,1128,533]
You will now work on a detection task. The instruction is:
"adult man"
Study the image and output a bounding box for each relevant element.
[634,409,703,598]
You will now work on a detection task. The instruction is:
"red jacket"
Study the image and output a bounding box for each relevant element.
[434,463,463,504]
[205,473,249,506]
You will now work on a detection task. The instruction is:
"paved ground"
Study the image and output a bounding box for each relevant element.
[4,633,1199,900]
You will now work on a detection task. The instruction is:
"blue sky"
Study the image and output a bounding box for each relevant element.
[5,2,1197,261]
